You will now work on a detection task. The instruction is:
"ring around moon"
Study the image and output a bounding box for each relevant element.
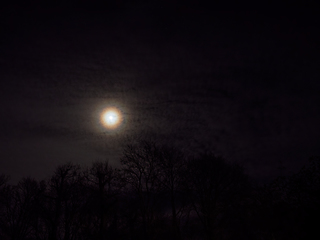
[101,107,122,129]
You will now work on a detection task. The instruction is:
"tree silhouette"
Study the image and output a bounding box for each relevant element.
[3,146,317,239]
[120,140,164,240]
[42,163,85,240]
[251,156,320,239]
[84,160,121,240]
[156,145,187,240]
[184,153,249,240]
[0,177,45,240]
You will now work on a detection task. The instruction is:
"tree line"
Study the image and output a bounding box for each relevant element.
[0,140,319,240]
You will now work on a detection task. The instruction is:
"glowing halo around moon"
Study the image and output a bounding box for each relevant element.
[100,107,123,130]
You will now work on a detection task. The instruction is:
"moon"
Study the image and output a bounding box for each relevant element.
[101,107,122,129]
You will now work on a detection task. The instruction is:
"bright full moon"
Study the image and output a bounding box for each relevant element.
[101,107,122,129]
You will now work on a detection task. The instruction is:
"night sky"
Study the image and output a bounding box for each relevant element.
[1,2,319,183]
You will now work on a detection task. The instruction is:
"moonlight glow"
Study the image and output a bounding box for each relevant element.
[101,107,122,129]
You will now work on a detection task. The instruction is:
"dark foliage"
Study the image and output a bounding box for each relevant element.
[0,145,319,240]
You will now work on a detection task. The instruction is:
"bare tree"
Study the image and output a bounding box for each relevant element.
[43,163,85,240]
[120,140,163,240]
[156,145,187,240]
[0,177,45,240]
[85,160,120,240]
[185,153,249,240]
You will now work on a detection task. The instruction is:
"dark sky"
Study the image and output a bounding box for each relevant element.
[1,2,319,183]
